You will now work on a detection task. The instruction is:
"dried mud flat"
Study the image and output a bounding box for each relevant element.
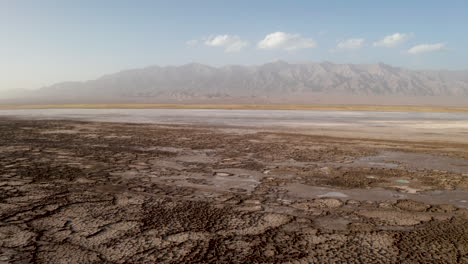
[0,118,467,263]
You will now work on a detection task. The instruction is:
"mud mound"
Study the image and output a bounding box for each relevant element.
[142,200,235,234]
[395,199,430,212]
[396,219,468,263]
[17,163,84,182]
[324,172,382,188]
[321,167,418,189]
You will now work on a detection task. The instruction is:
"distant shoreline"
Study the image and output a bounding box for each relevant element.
[0,104,467,113]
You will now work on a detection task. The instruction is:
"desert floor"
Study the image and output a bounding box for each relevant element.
[0,115,467,263]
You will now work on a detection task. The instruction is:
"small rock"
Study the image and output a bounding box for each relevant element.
[243,199,261,205]
[346,200,361,206]
[235,205,263,212]
[215,172,231,177]
[264,249,275,257]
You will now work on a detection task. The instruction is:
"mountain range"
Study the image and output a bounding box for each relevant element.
[4,61,468,106]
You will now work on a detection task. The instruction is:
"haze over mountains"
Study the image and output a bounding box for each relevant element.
[4,61,468,106]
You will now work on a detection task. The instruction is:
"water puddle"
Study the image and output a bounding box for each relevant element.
[150,168,264,194]
[357,151,468,173]
[395,180,410,184]
[318,192,349,198]
[285,183,468,208]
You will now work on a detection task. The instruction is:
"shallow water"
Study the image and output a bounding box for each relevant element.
[285,183,468,208]
[355,151,468,174]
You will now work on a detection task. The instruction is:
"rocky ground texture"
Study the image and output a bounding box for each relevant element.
[0,119,467,263]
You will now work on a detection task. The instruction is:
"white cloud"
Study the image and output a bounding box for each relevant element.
[336,38,365,50]
[407,43,445,54]
[374,33,411,47]
[204,35,248,52]
[257,32,317,51]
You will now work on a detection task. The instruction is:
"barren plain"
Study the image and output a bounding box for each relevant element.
[0,109,467,263]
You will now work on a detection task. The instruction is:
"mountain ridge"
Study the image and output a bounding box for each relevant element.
[5,61,468,106]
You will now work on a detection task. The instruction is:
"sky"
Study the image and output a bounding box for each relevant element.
[1,0,468,92]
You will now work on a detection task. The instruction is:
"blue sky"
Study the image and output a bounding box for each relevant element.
[1,0,468,91]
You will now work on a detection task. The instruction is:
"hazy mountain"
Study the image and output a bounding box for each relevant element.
[6,61,468,105]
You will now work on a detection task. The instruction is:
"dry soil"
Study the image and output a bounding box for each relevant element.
[0,118,467,263]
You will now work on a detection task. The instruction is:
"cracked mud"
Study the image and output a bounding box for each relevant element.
[0,119,467,263]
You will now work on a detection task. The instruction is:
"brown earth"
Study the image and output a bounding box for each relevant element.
[0,119,467,263]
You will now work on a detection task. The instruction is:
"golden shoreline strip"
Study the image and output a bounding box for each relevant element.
[0,104,467,113]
